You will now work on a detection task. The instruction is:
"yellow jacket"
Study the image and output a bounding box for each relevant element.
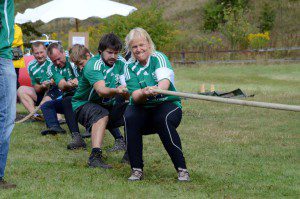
[12,24,25,69]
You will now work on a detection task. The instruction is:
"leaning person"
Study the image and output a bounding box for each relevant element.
[71,33,128,168]
[17,42,62,121]
[41,43,86,150]
[124,27,190,181]
[69,44,126,152]
[12,23,25,89]
[0,0,16,189]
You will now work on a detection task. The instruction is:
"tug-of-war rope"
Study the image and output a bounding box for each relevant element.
[15,88,300,124]
[15,89,49,124]
[152,88,300,112]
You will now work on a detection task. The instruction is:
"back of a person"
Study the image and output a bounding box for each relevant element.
[12,24,25,68]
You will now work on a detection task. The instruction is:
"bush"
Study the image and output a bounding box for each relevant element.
[87,5,177,53]
[247,32,270,49]
[258,3,276,32]
[203,0,250,31]
[218,7,255,49]
[203,1,224,31]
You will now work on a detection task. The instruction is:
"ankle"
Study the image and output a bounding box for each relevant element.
[132,168,142,172]
[91,148,102,154]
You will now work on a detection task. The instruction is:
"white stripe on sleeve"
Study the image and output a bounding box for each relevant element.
[119,74,126,86]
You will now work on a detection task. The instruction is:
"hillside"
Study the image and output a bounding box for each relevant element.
[15,0,300,51]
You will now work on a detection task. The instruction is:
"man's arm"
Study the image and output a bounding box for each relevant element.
[58,78,77,92]
[93,80,125,97]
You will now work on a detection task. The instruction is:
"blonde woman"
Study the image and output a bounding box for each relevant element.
[124,28,190,181]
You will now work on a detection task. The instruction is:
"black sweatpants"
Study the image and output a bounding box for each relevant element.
[124,102,187,170]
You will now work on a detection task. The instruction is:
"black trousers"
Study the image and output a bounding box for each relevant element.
[124,102,187,170]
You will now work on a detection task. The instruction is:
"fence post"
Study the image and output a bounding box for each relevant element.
[181,50,186,63]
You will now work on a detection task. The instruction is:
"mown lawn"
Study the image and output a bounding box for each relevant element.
[1,63,299,198]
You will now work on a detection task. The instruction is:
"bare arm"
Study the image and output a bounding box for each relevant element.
[34,80,51,93]
[131,79,170,104]
[93,80,127,97]
[58,79,77,92]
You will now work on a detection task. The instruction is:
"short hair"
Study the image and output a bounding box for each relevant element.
[31,42,46,52]
[125,27,156,61]
[98,33,123,53]
[47,42,64,56]
[69,44,90,63]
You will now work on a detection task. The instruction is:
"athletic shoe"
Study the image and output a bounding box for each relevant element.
[88,151,112,169]
[128,168,143,181]
[177,168,190,182]
[58,119,66,124]
[0,178,16,189]
[107,138,126,152]
[81,130,91,138]
[67,132,87,150]
[41,126,66,135]
[120,151,129,164]
[31,114,44,122]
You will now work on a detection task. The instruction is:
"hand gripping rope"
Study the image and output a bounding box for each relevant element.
[15,86,50,124]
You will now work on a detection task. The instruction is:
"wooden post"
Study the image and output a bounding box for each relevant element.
[181,50,185,63]
[75,19,79,32]
[200,84,205,93]
[210,84,215,92]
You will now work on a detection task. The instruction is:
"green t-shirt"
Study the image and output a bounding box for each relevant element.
[125,51,181,108]
[72,54,126,111]
[0,0,14,59]
[47,56,80,96]
[28,58,53,85]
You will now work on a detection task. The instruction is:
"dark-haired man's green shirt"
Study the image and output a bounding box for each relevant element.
[72,54,126,111]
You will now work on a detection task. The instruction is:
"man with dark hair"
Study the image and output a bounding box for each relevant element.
[40,43,86,150]
[72,33,128,168]
[70,44,126,152]
[17,42,62,121]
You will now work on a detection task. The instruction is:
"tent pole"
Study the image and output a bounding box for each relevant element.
[75,19,79,32]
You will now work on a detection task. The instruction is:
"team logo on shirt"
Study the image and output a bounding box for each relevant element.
[68,69,72,77]
[152,72,157,81]
[115,74,120,86]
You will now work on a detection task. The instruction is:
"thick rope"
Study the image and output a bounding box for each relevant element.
[152,89,300,112]
[15,88,49,124]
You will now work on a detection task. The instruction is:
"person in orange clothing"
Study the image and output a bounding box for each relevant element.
[12,23,25,89]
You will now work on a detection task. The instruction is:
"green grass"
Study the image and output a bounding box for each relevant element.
[1,63,300,198]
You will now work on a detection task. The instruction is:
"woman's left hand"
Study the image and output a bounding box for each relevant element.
[142,86,158,97]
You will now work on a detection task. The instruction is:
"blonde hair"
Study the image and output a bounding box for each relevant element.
[125,27,155,61]
[69,44,90,63]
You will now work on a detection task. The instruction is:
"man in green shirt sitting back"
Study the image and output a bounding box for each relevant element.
[17,42,62,121]
[71,33,128,169]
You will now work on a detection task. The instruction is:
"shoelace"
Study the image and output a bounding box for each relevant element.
[178,169,189,178]
[132,170,143,178]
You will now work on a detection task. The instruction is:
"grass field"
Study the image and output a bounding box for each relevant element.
[1,63,299,198]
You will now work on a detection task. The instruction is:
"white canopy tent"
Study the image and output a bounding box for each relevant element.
[15,0,137,31]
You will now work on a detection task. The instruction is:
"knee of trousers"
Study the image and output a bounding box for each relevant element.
[124,112,140,126]
[41,100,54,109]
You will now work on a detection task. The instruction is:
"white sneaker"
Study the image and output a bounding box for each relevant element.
[128,168,143,181]
[178,168,190,182]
